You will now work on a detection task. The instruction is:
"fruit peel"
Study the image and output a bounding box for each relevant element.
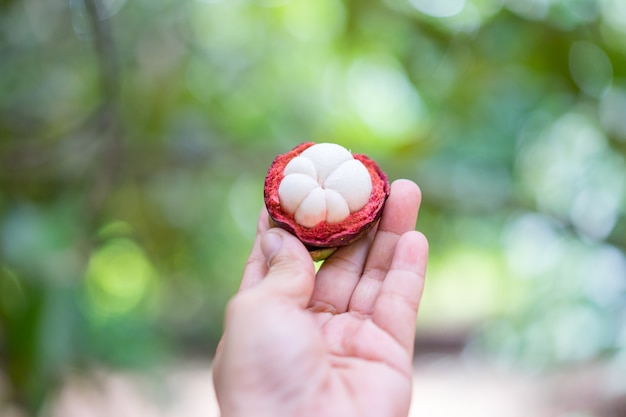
[264,142,390,260]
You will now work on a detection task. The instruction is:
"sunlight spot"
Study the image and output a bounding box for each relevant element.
[347,55,426,140]
[551,305,609,362]
[282,0,345,41]
[86,238,157,319]
[600,85,626,141]
[503,214,563,279]
[569,41,613,98]
[419,246,511,329]
[505,0,551,20]
[410,0,466,17]
[601,0,626,32]
[518,111,624,237]
[582,245,626,306]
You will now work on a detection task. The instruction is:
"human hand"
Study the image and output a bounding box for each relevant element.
[212,179,428,417]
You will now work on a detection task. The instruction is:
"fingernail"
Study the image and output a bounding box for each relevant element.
[261,231,283,264]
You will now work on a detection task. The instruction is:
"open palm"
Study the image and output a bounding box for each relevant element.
[213,180,428,417]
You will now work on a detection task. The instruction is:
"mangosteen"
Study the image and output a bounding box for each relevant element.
[264,142,390,260]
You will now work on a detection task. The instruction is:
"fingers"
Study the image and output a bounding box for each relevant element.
[215,216,316,403]
[254,228,316,308]
[241,179,422,317]
[348,180,422,316]
[241,206,316,306]
[308,228,375,314]
[239,208,272,291]
[373,231,428,354]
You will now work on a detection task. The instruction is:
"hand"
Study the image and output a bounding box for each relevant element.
[212,179,428,417]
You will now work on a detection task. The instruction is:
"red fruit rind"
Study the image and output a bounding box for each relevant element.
[264,142,390,252]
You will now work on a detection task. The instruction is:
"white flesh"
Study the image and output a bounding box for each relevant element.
[278,143,372,228]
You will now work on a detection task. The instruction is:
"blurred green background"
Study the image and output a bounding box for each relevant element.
[1,0,626,414]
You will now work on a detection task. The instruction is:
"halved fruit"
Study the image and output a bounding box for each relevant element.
[264,142,390,260]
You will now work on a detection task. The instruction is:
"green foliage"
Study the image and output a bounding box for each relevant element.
[1,0,626,413]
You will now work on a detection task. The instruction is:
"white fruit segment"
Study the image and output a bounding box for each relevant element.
[278,143,373,228]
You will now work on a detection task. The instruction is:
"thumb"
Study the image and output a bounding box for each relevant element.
[256,228,315,308]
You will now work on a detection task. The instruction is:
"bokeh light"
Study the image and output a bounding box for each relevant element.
[569,41,613,98]
[85,237,158,320]
[410,0,466,18]
[347,54,426,141]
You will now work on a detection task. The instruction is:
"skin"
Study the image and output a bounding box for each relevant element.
[212,179,429,417]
